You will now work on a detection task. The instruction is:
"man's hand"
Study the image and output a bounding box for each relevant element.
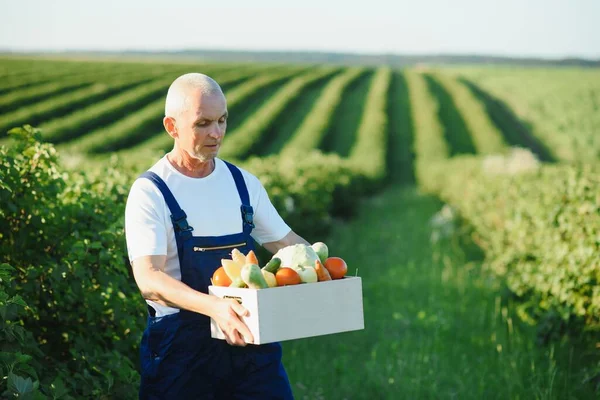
[131,256,253,346]
[209,297,254,346]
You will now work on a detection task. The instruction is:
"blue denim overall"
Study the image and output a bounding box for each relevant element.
[137,161,294,400]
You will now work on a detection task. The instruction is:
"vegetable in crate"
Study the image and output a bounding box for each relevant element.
[262,257,282,274]
[314,260,332,281]
[241,263,269,289]
[212,266,232,287]
[324,257,348,280]
[230,276,246,288]
[273,244,320,269]
[231,248,247,267]
[311,242,329,265]
[275,267,302,286]
[246,250,259,265]
[293,265,318,283]
[262,269,277,288]
[222,259,246,288]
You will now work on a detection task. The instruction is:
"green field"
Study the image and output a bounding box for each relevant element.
[1,56,599,399]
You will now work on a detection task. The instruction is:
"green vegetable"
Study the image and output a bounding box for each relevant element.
[311,242,328,264]
[263,257,282,273]
[241,263,269,289]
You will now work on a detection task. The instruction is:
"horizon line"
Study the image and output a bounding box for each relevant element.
[1,47,599,63]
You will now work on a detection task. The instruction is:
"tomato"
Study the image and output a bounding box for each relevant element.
[212,266,232,287]
[324,257,348,280]
[275,267,302,286]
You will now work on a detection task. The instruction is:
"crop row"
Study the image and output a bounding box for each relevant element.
[428,73,506,155]
[91,67,504,183]
[349,67,392,184]
[0,58,242,96]
[1,64,243,139]
[280,68,366,155]
[219,66,340,159]
[0,61,135,95]
[120,65,310,156]
[455,67,600,163]
[0,74,163,138]
[61,66,274,154]
[0,64,190,114]
[37,65,239,144]
[404,71,448,186]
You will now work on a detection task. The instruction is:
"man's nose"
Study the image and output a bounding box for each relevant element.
[208,122,224,138]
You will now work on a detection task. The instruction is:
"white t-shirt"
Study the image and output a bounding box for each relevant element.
[125,156,291,316]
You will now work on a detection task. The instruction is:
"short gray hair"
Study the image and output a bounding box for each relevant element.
[164,73,224,117]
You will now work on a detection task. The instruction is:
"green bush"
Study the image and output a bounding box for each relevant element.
[0,126,142,399]
[242,150,359,243]
[423,149,600,337]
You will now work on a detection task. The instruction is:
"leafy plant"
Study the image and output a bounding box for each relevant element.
[0,126,141,398]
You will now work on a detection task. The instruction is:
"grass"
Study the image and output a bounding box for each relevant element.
[282,186,597,400]
[387,71,415,185]
[321,71,373,157]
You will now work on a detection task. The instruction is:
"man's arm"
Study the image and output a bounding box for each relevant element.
[131,255,253,346]
[262,229,310,254]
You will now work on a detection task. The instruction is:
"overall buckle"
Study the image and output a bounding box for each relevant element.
[241,205,255,229]
[171,213,193,233]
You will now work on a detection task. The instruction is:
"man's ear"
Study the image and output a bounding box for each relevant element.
[163,116,178,139]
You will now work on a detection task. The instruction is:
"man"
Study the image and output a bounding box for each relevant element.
[125,72,309,399]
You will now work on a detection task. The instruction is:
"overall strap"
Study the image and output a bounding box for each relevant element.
[223,161,255,235]
[139,171,193,257]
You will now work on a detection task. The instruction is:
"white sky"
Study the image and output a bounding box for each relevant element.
[1,0,599,59]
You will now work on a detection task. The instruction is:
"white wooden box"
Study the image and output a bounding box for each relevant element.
[209,276,364,345]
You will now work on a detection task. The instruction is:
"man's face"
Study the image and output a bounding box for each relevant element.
[175,89,228,162]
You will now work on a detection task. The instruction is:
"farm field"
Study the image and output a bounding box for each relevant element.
[449,67,600,163]
[285,186,596,400]
[1,58,599,168]
[1,56,599,399]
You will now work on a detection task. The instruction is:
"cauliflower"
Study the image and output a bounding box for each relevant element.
[273,244,320,269]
